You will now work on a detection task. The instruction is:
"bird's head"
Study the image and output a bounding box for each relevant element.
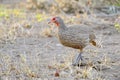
[48,17,64,27]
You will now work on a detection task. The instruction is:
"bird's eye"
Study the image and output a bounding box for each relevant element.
[52,17,56,20]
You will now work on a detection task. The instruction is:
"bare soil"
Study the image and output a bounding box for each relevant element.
[0,1,120,80]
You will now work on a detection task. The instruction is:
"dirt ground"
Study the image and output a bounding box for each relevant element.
[0,1,120,80]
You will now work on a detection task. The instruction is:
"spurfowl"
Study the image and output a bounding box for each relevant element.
[48,17,97,66]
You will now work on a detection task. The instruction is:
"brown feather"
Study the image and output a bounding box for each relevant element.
[90,40,96,46]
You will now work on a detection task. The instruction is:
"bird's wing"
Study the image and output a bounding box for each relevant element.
[68,24,94,34]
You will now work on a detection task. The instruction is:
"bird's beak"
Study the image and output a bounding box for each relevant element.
[48,21,51,24]
[47,19,52,24]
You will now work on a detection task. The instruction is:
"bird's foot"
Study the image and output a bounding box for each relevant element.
[72,60,87,67]
[72,61,82,66]
[72,53,84,66]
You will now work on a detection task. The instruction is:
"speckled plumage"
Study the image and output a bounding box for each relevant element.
[57,19,96,51]
[49,17,97,66]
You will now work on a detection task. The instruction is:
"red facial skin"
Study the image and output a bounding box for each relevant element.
[51,17,60,27]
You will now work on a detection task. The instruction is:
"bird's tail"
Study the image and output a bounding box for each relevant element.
[89,33,101,47]
[89,33,96,45]
[90,40,96,46]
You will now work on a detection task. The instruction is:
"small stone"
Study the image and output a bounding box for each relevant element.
[55,70,60,77]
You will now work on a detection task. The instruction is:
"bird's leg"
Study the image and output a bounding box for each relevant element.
[72,52,83,66]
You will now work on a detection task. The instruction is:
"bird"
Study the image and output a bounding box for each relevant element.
[48,17,97,66]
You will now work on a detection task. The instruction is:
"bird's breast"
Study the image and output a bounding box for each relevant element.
[58,32,87,49]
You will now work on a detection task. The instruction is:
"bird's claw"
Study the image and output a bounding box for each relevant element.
[72,53,83,66]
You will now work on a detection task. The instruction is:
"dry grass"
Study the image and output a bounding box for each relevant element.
[0,27,5,40]
[40,27,53,37]
[0,1,120,80]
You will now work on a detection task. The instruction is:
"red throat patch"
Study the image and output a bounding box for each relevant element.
[54,21,60,27]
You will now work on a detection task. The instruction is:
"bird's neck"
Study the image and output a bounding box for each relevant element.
[58,22,67,31]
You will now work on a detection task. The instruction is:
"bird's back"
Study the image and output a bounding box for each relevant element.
[58,24,95,49]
